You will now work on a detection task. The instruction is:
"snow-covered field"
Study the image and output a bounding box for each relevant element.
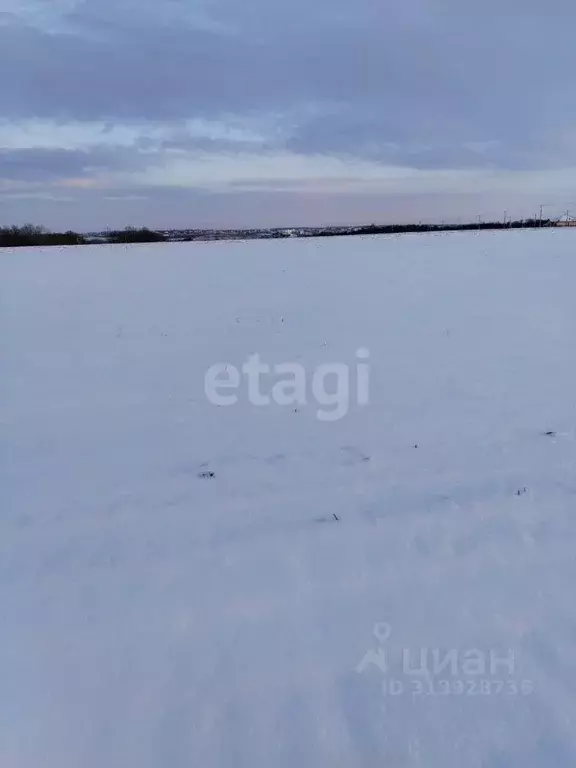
[3,229,576,767]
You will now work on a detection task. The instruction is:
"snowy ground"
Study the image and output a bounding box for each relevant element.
[3,228,576,767]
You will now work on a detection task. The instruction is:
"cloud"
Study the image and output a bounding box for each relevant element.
[1,0,576,228]
[0,117,272,153]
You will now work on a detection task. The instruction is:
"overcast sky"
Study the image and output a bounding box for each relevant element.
[1,0,576,230]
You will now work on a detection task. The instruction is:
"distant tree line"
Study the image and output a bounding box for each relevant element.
[0,220,556,248]
[0,225,167,248]
[106,226,167,244]
[319,218,554,238]
[0,224,86,247]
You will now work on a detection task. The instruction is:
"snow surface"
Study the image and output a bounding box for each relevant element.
[2,229,576,767]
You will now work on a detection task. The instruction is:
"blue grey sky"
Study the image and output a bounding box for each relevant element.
[1,0,575,230]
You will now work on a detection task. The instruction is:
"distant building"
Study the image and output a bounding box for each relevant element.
[556,213,576,227]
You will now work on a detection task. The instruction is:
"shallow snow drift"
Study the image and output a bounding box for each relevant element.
[3,229,576,767]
